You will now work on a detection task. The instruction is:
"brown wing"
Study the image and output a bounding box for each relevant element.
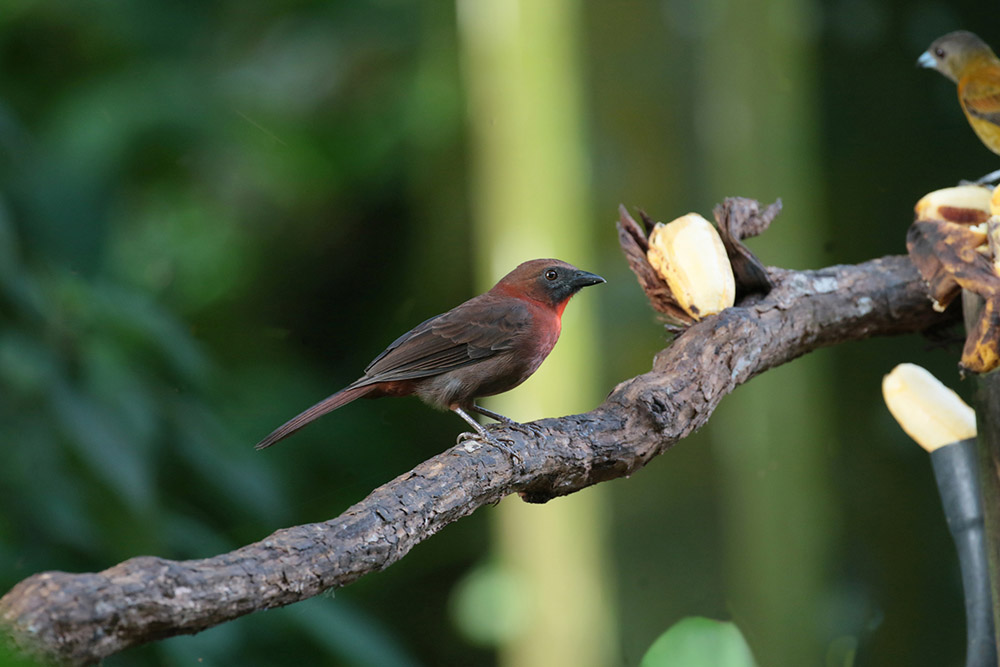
[960,68,1000,125]
[355,294,532,385]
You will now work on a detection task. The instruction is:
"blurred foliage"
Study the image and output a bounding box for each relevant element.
[0,1,477,664]
[0,0,998,665]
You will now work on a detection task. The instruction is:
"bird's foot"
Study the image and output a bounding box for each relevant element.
[468,404,545,440]
[959,169,1000,187]
[456,430,523,465]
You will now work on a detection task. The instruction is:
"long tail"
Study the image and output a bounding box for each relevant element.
[254,383,375,450]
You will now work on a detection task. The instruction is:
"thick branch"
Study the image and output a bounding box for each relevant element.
[1,255,949,665]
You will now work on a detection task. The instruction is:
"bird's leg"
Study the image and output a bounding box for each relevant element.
[968,168,1000,186]
[470,404,547,439]
[452,406,522,464]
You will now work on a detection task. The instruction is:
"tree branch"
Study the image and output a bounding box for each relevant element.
[0,255,950,665]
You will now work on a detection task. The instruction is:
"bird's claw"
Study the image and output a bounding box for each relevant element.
[456,431,477,445]
[510,421,546,439]
[483,413,545,440]
[456,430,523,465]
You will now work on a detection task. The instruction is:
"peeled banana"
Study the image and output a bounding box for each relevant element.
[882,363,976,451]
[646,213,736,321]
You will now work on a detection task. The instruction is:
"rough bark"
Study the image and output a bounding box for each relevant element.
[0,255,951,665]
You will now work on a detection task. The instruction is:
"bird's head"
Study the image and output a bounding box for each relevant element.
[918,31,998,83]
[492,258,605,313]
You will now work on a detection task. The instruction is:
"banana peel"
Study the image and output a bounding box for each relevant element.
[907,185,1000,373]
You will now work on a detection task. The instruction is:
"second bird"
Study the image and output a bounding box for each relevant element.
[919,31,1000,160]
[255,258,605,452]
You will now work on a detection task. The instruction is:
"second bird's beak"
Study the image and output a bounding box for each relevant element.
[572,270,606,288]
[917,51,936,68]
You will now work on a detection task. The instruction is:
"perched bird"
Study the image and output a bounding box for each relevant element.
[254,258,605,455]
[919,31,1000,168]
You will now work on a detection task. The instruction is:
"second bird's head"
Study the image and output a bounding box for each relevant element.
[918,30,998,83]
[492,258,605,310]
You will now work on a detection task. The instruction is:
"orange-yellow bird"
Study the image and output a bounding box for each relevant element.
[919,31,1000,161]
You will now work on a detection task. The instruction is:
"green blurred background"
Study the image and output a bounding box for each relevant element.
[0,1,991,665]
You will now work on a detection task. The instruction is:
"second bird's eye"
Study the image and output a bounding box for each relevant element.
[544,269,558,281]
[935,47,946,57]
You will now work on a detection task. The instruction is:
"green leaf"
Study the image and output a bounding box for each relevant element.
[640,617,758,667]
[51,381,153,511]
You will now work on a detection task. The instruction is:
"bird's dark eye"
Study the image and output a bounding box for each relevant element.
[544,269,558,281]
[935,47,946,57]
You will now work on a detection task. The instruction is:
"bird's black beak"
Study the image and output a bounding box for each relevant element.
[572,270,606,288]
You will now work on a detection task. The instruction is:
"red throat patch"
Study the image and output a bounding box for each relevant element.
[555,298,569,318]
